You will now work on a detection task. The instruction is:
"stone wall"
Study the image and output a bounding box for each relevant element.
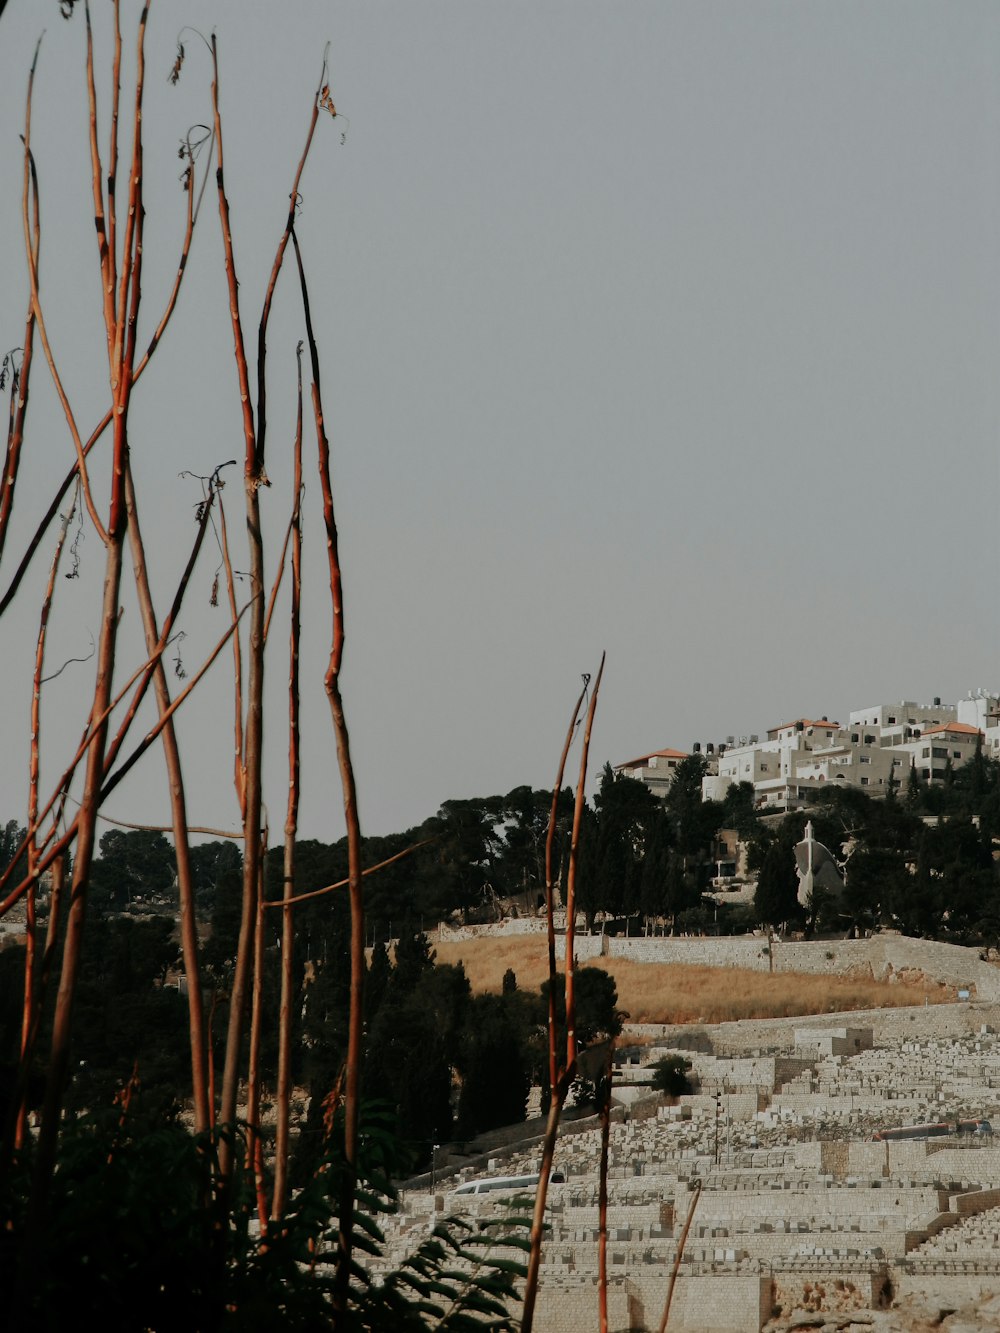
[893,1272,1000,1307]
[435,921,1000,1001]
[630,1000,997,1055]
[664,1275,772,1333]
[599,934,1000,998]
[533,1273,770,1333]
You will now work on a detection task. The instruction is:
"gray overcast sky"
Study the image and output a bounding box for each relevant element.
[1,1,999,845]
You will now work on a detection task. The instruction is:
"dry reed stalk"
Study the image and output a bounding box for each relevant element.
[85,0,116,376]
[22,26,104,544]
[262,510,296,644]
[22,0,150,1258]
[658,1181,701,1333]
[215,495,246,819]
[564,653,604,1070]
[597,1045,614,1333]
[14,497,76,1149]
[207,990,222,1130]
[272,345,304,1222]
[209,36,263,1173]
[0,44,38,567]
[247,841,268,1227]
[123,459,210,1130]
[521,655,605,1333]
[211,39,330,1180]
[543,681,588,1092]
[290,227,366,1320]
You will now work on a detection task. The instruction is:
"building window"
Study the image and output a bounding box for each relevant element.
[922,748,930,759]
[860,777,870,786]
[859,755,871,764]
[851,733,859,743]
[887,716,896,725]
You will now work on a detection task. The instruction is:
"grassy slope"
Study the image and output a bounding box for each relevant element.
[432,935,955,1025]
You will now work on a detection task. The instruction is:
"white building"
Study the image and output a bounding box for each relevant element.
[613,747,689,798]
[956,689,1000,733]
[892,721,983,782]
[708,718,844,811]
[847,698,955,749]
[629,691,997,812]
[794,740,906,795]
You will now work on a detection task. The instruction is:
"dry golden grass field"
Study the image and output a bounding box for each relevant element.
[432,935,956,1025]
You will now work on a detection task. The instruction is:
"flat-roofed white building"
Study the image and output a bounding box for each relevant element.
[709,719,844,811]
[766,718,842,748]
[956,689,1000,733]
[847,699,956,749]
[892,721,983,782]
[794,741,906,795]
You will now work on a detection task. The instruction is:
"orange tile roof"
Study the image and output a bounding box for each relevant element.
[919,722,983,738]
[615,748,689,769]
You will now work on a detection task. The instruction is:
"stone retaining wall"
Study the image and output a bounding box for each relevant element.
[629,1000,998,1054]
[436,921,1000,1002]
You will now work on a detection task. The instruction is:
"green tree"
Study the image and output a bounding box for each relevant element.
[753,837,801,928]
[88,828,177,911]
[651,1054,692,1098]
[456,993,530,1137]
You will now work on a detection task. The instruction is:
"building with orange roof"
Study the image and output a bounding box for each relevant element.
[892,721,985,783]
[620,690,1000,813]
[612,747,690,799]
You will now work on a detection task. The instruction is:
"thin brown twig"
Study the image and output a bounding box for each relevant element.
[543,682,587,1095]
[564,652,605,1072]
[15,493,76,1148]
[215,494,246,818]
[21,63,107,545]
[262,508,296,644]
[96,812,243,839]
[255,53,327,477]
[521,655,605,1333]
[107,0,122,347]
[658,1182,702,1333]
[210,34,266,1177]
[247,834,267,1227]
[124,455,211,1130]
[85,0,115,375]
[273,342,304,1222]
[23,0,152,1268]
[262,838,437,909]
[290,227,366,1316]
[597,1045,614,1333]
[0,49,39,566]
